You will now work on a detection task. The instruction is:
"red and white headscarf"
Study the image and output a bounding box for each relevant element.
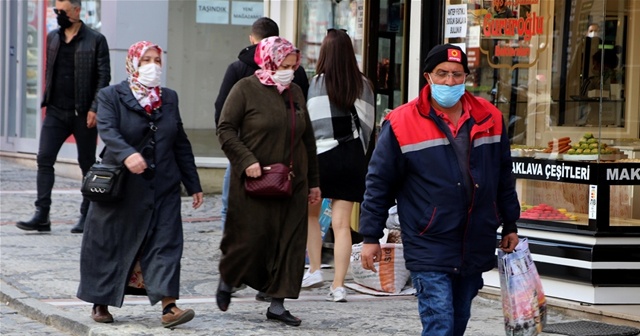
[126,41,162,113]
[254,36,300,94]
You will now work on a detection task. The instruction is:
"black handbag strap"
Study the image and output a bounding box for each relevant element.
[98,121,158,160]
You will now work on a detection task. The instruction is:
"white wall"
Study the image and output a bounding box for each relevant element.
[101,0,258,130]
[101,0,169,85]
[167,0,257,129]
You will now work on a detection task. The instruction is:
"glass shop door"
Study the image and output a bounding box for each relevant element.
[366,0,411,127]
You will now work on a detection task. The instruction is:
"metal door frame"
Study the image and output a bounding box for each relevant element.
[1,0,42,154]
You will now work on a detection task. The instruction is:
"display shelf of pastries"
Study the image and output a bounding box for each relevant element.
[563,133,627,161]
[531,137,571,159]
[510,145,544,157]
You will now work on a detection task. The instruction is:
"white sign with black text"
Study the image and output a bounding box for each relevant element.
[196,0,229,25]
[231,1,263,26]
[444,5,467,38]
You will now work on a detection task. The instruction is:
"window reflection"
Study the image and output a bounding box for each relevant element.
[47,0,101,31]
[24,0,39,138]
[459,0,628,146]
[552,0,626,127]
[297,0,365,78]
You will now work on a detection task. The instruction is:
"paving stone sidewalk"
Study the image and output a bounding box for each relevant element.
[0,156,618,335]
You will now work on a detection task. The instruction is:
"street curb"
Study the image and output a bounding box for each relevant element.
[479,287,640,327]
[0,279,89,335]
[0,280,164,336]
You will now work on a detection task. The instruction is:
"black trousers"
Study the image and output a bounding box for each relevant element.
[35,106,97,215]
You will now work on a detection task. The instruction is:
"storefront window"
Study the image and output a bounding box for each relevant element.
[24,0,40,138]
[445,0,639,230]
[297,0,366,78]
[551,0,626,128]
[47,0,101,31]
[448,0,630,142]
[374,0,408,123]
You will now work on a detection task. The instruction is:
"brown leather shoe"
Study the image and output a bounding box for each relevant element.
[161,304,195,328]
[91,304,114,323]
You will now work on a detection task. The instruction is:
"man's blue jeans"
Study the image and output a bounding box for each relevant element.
[410,271,484,336]
[220,163,231,230]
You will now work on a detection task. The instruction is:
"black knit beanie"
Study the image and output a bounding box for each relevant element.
[423,44,470,74]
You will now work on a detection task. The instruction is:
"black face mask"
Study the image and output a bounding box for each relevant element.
[56,11,73,29]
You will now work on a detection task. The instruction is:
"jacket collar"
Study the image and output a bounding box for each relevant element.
[238,44,259,69]
[56,21,86,41]
[116,81,161,120]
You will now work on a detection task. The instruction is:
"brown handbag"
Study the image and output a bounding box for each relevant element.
[244,93,296,198]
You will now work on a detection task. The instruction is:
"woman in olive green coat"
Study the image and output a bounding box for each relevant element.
[216,36,320,326]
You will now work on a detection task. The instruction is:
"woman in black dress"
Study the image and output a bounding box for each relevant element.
[302,29,375,302]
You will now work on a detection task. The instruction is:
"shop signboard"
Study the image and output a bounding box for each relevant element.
[196,0,229,25]
[479,0,547,69]
[231,1,263,26]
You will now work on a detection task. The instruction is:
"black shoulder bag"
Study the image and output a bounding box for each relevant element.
[81,122,157,202]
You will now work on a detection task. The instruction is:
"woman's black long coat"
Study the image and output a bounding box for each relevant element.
[77,81,202,307]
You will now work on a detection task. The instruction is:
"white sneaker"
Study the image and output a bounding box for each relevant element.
[301,269,324,288]
[326,286,347,302]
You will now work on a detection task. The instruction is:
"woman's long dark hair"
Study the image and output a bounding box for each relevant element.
[315,29,368,109]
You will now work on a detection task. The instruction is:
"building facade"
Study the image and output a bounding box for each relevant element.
[2,0,639,303]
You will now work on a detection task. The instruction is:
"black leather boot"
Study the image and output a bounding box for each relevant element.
[16,207,51,232]
[70,214,86,233]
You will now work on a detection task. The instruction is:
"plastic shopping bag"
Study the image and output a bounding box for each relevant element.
[498,238,547,336]
[350,243,410,293]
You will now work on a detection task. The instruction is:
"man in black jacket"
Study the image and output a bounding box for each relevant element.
[214,17,309,301]
[16,0,110,234]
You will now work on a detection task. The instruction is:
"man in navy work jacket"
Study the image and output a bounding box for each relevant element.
[358,44,520,336]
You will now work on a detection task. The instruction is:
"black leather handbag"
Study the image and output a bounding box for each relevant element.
[81,163,127,202]
[81,123,157,202]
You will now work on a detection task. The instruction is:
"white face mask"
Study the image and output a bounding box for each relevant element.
[272,69,295,87]
[587,31,597,38]
[137,63,162,87]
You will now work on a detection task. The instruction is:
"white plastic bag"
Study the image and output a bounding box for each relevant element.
[385,205,401,230]
[350,243,410,294]
[498,238,547,336]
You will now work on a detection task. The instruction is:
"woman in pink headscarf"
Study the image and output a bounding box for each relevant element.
[216,36,321,326]
[77,41,203,328]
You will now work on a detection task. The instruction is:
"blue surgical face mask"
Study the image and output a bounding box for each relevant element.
[429,74,466,108]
